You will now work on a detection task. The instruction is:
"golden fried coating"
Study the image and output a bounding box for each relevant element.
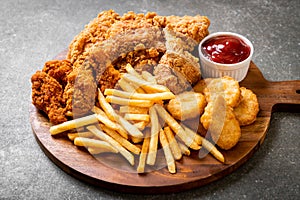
[167,91,207,121]
[153,14,210,43]
[233,87,259,126]
[32,10,211,124]
[193,78,213,94]
[200,99,241,150]
[203,76,241,108]
[31,71,67,124]
[158,50,201,90]
[67,10,210,69]
[42,60,72,88]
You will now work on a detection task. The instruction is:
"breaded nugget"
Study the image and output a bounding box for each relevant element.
[167,91,207,121]
[193,78,213,94]
[200,97,241,150]
[203,76,241,108]
[233,87,259,126]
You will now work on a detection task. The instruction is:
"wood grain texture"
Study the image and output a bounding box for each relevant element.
[29,60,300,194]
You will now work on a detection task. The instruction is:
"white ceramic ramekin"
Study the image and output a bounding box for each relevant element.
[199,32,254,82]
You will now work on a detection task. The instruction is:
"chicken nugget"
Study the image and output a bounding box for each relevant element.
[203,76,241,108]
[233,87,259,126]
[167,91,207,121]
[200,97,241,150]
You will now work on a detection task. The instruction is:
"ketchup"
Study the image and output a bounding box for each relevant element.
[202,35,251,64]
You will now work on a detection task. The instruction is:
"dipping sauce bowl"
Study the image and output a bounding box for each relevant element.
[199,32,254,82]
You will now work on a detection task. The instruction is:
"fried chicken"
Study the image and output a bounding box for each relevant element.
[31,71,67,124]
[31,10,210,124]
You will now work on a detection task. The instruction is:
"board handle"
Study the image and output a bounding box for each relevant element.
[269,80,300,113]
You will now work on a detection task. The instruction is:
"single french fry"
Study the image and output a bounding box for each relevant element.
[97,88,117,121]
[178,142,190,156]
[100,124,141,155]
[131,135,144,143]
[87,147,118,155]
[153,104,200,150]
[164,126,182,160]
[137,130,151,173]
[92,106,128,139]
[87,125,135,165]
[201,138,225,163]
[124,113,150,122]
[118,78,136,93]
[146,106,160,165]
[115,115,144,138]
[159,129,176,174]
[50,114,98,135]
[119,106,148,114]
[133,121,148,131]
[141,71,156,84]
[104,89,175,101]
[74,137,118,153]
[122,73,170,93]
[67,131,94,141]
[182,125,224,163]
[181,124,203,145]
[125,63,143,79]
[106,96,153,107]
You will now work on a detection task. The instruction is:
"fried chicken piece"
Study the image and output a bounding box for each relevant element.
[153,64,189,94]
[67,10,209,70]
[163,27,197,52]
[63,63,97,118]
[67,10,120,65]
[200,98,241,150]
[154,14,210,43]
[233,87,259,126]
[167,91,207,121]
[31,71,67,124]
[42,60,72,88]
[203,76,241,108]
[98,65,121,93]
[155,50,201,93]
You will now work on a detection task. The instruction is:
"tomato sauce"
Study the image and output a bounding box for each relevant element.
[201,35,251,64]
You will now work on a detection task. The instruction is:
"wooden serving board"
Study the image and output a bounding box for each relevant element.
[30,60,300,194]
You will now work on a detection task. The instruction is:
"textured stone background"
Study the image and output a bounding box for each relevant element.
[0,0,299,199]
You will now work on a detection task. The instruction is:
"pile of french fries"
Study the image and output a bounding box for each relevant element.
[49,64,224,174]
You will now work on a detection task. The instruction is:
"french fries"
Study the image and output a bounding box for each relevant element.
[119,106,148,114]
[104,89,175,101]
[115,115,144,138]
[100,124,141,155]
[50,114,98,135]
[106,95,153,107]
[87,125,135,166]
[98,88,117,121]
[137,130,151,173]
[67,131,94,141]
[146,106,160,165]
[164,126,182,160]
[153,104,200,150]
[124,113,150,122]
[92,106,128,139]
[74,137,118,153]
[182,124,225,163]
[141,71,156,84]
[49,65,229,174]
[122,73,170,93]
[125,63,143,79]
[159,129,176,174]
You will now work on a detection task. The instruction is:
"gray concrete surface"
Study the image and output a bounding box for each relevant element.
[1,0,299,199]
